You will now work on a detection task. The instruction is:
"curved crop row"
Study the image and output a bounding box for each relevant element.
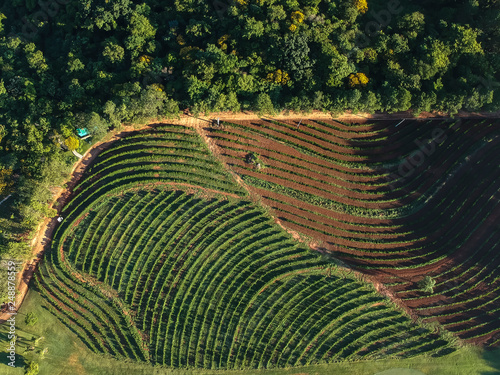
[35,123,455,367]
[205,118,500,345]
[39,188,452,367]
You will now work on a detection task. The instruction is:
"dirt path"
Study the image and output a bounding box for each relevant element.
[175,109,500,122]
[0,124,153,323]
[1,110,498,323]
[0,117,238,321]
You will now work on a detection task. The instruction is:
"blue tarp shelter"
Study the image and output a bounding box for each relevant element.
[76,128,89,137]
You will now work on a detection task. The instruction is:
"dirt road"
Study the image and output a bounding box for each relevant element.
[1,110,498,322]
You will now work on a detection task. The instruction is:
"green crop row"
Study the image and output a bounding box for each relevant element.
[35,124,462,368]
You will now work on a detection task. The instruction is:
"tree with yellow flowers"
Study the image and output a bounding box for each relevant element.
[64,136,80,151]
[266,70,290,85]
[151,83,165,92]
[139,55,152,65]
[0,168,14,195]
[354,0,368,14]
[289,11,304,32]
[176,34,186,45]
[218,34,230,51]
[291,11,305,24]
[347,73,369,88]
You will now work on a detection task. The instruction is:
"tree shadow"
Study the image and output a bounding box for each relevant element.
[0,326,28,369]
[480,347,500,375]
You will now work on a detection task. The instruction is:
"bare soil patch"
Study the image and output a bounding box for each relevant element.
[200,116,500,345]
[4,112,500,347]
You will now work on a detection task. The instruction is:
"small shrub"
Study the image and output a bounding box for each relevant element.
[25,312,38,326]
[25,361,39,375]
[38,347,49,360]
[245,152,265,169]
[418,276,436,294]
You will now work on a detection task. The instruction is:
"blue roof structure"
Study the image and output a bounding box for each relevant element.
[76,128,89,137]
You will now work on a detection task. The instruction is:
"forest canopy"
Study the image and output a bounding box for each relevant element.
[0,0,498,271]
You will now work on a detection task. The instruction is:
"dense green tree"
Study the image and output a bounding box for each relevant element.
[325,52,353,88]
[242,18,265,40]
[280,33,315,83]
[102,39,125,65]
[397,12,425,40]
[0,0,498,262]
[82,112,109,140]
[418,276,436,294]
[255,92,275,115]
[125,7,156,56]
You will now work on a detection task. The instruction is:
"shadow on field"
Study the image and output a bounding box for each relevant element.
[0,326,27,368]
[334,118,500,346]
[481,347,500,375]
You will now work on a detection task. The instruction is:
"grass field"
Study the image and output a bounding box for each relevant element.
[0,290,499,375]
[2,120,499,374]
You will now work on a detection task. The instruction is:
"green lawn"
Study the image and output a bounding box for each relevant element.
[75,139,92,156]
[0,290,499,375]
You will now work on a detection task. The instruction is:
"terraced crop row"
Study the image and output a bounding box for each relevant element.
[35,123,455,368]
[39,187,452,367]
[59,124,245,224]
[205,118,500,345]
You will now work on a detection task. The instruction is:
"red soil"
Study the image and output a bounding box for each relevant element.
[203,117,500,346]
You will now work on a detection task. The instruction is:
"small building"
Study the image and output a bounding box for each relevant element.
[76,128,91,140]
